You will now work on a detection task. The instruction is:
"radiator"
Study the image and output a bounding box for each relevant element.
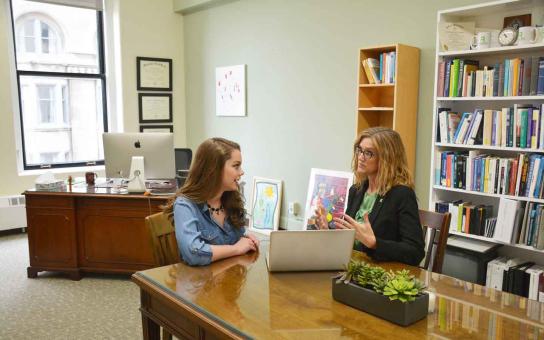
[0,195,27,231]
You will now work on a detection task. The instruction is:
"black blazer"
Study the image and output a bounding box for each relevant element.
[345,182,425,266]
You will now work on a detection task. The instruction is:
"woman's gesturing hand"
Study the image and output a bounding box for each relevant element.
[333,213,376,249]
[314,204,330,229]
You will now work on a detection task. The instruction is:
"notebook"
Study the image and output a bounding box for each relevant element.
[265,229,355,272]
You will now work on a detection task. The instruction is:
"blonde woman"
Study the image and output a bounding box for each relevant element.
[316,127,424,265]
[163,138,259,266]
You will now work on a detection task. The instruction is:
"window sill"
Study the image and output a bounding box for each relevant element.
[19,165,105,177]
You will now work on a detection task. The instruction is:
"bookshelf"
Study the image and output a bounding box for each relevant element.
[429,0,544,268]
[357,44,420,174]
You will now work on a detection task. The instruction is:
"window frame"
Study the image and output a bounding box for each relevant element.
[9,1,108,170]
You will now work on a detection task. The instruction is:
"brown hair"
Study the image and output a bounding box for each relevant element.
[163,137,246,228]
[351,127,413,195]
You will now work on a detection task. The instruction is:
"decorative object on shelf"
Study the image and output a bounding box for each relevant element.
[503,14,531,30]
[332,260,428,326]
[249,177,282,234]
[215,64,246,117]
[498,27,518,46]
[470,31,491,50]
[304,168,352,230]
[139,125,173,133]
[136,57,172,91]
[439,21,475,51]
[138,93,172,123]
[517,26,538,45]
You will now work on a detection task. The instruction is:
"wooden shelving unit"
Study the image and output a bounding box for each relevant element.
[429,0,544,268]
[357,44,420,174]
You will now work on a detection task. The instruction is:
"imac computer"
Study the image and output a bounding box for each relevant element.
[103,133,175,190]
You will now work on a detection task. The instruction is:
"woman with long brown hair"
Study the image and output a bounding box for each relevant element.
[163,137,259,266]
[315,127,424,265]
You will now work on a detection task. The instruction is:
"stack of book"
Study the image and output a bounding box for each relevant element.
[437,56,544,97]
[486,257,544,300]
[435,151,544,199]
[361,52,396,84]
[435,201,495,236]
[435,198,544,249]
[436,104,544,148]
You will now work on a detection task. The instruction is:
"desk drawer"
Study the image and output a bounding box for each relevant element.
[26,195,74,209]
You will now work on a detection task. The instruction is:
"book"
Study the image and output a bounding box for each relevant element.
[494,198,521,243]
[537,57,544,95]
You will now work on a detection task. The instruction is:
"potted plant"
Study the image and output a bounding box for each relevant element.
[332,260,428,326]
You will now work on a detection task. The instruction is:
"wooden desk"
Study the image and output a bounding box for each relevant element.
[25,185,171,280]
[132,247,544,339]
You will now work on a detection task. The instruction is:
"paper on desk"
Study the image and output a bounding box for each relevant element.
[35,171,57,184]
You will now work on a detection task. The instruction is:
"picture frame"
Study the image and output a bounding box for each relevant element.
[303,168,353,231]
[137,57,172,91]
[139,125,173,133]
[138,93,172,123]
[249,177,282,234]
[503,14,531,29]
[215,64,246,116]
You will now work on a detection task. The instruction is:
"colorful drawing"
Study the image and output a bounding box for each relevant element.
[215,64,246,116]
[304,168,353,230]
[250,177,282,234]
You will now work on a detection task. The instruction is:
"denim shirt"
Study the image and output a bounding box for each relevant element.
[173,196,245,266]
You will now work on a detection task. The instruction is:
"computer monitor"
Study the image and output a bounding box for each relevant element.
[103,132,175,179]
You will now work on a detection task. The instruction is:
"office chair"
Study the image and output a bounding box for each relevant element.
[174,148,192,187]
[419,209,451,274]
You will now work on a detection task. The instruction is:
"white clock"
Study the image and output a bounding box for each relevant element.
[499,27,518,46]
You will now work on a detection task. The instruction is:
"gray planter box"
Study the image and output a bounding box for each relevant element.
[332,277,429,326]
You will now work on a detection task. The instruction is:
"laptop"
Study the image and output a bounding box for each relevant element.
[265,229,355,272]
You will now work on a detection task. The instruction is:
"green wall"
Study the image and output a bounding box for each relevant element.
[182,0,483,227]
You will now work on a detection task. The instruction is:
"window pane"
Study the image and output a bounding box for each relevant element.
[12,0,99,73]
[37,85,54,123]
[21,76,105,167]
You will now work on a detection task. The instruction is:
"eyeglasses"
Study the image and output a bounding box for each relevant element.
[355,146,376,160]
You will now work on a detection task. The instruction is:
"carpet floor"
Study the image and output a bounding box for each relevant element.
[0,232,143,339]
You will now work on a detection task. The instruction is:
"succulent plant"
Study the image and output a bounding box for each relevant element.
[338,260,425,303]
[382,276,421,302]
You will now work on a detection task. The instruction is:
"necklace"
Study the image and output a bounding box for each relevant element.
[207,203,224,215]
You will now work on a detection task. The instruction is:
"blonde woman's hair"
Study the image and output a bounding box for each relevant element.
[163,137,245,228]
[351,127,413,195]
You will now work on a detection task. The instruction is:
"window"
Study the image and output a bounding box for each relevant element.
[18,18,59,54]
[10,0,107,169]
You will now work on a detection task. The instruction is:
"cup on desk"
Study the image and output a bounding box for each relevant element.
[517,26,537,45]
[470,31,491,50]
[85,172,98,185]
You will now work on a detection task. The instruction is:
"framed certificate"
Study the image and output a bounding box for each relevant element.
[137,57,172,91]
[138,93,172,123]
[139,125,173,133]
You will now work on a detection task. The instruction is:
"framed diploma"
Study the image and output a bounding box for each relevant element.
[138,93,172,123]
[139,125,173,133]
[137,57,172,91]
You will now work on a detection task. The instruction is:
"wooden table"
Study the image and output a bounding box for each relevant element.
[25,184,171,280]
[132,243,544,339]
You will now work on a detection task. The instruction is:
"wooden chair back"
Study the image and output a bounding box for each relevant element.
[419,209,451,274]
[145,212,181,266]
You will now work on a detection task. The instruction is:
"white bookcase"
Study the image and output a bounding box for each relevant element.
[430,0,544,265]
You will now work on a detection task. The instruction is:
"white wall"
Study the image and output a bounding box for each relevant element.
[0,0,186,196]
